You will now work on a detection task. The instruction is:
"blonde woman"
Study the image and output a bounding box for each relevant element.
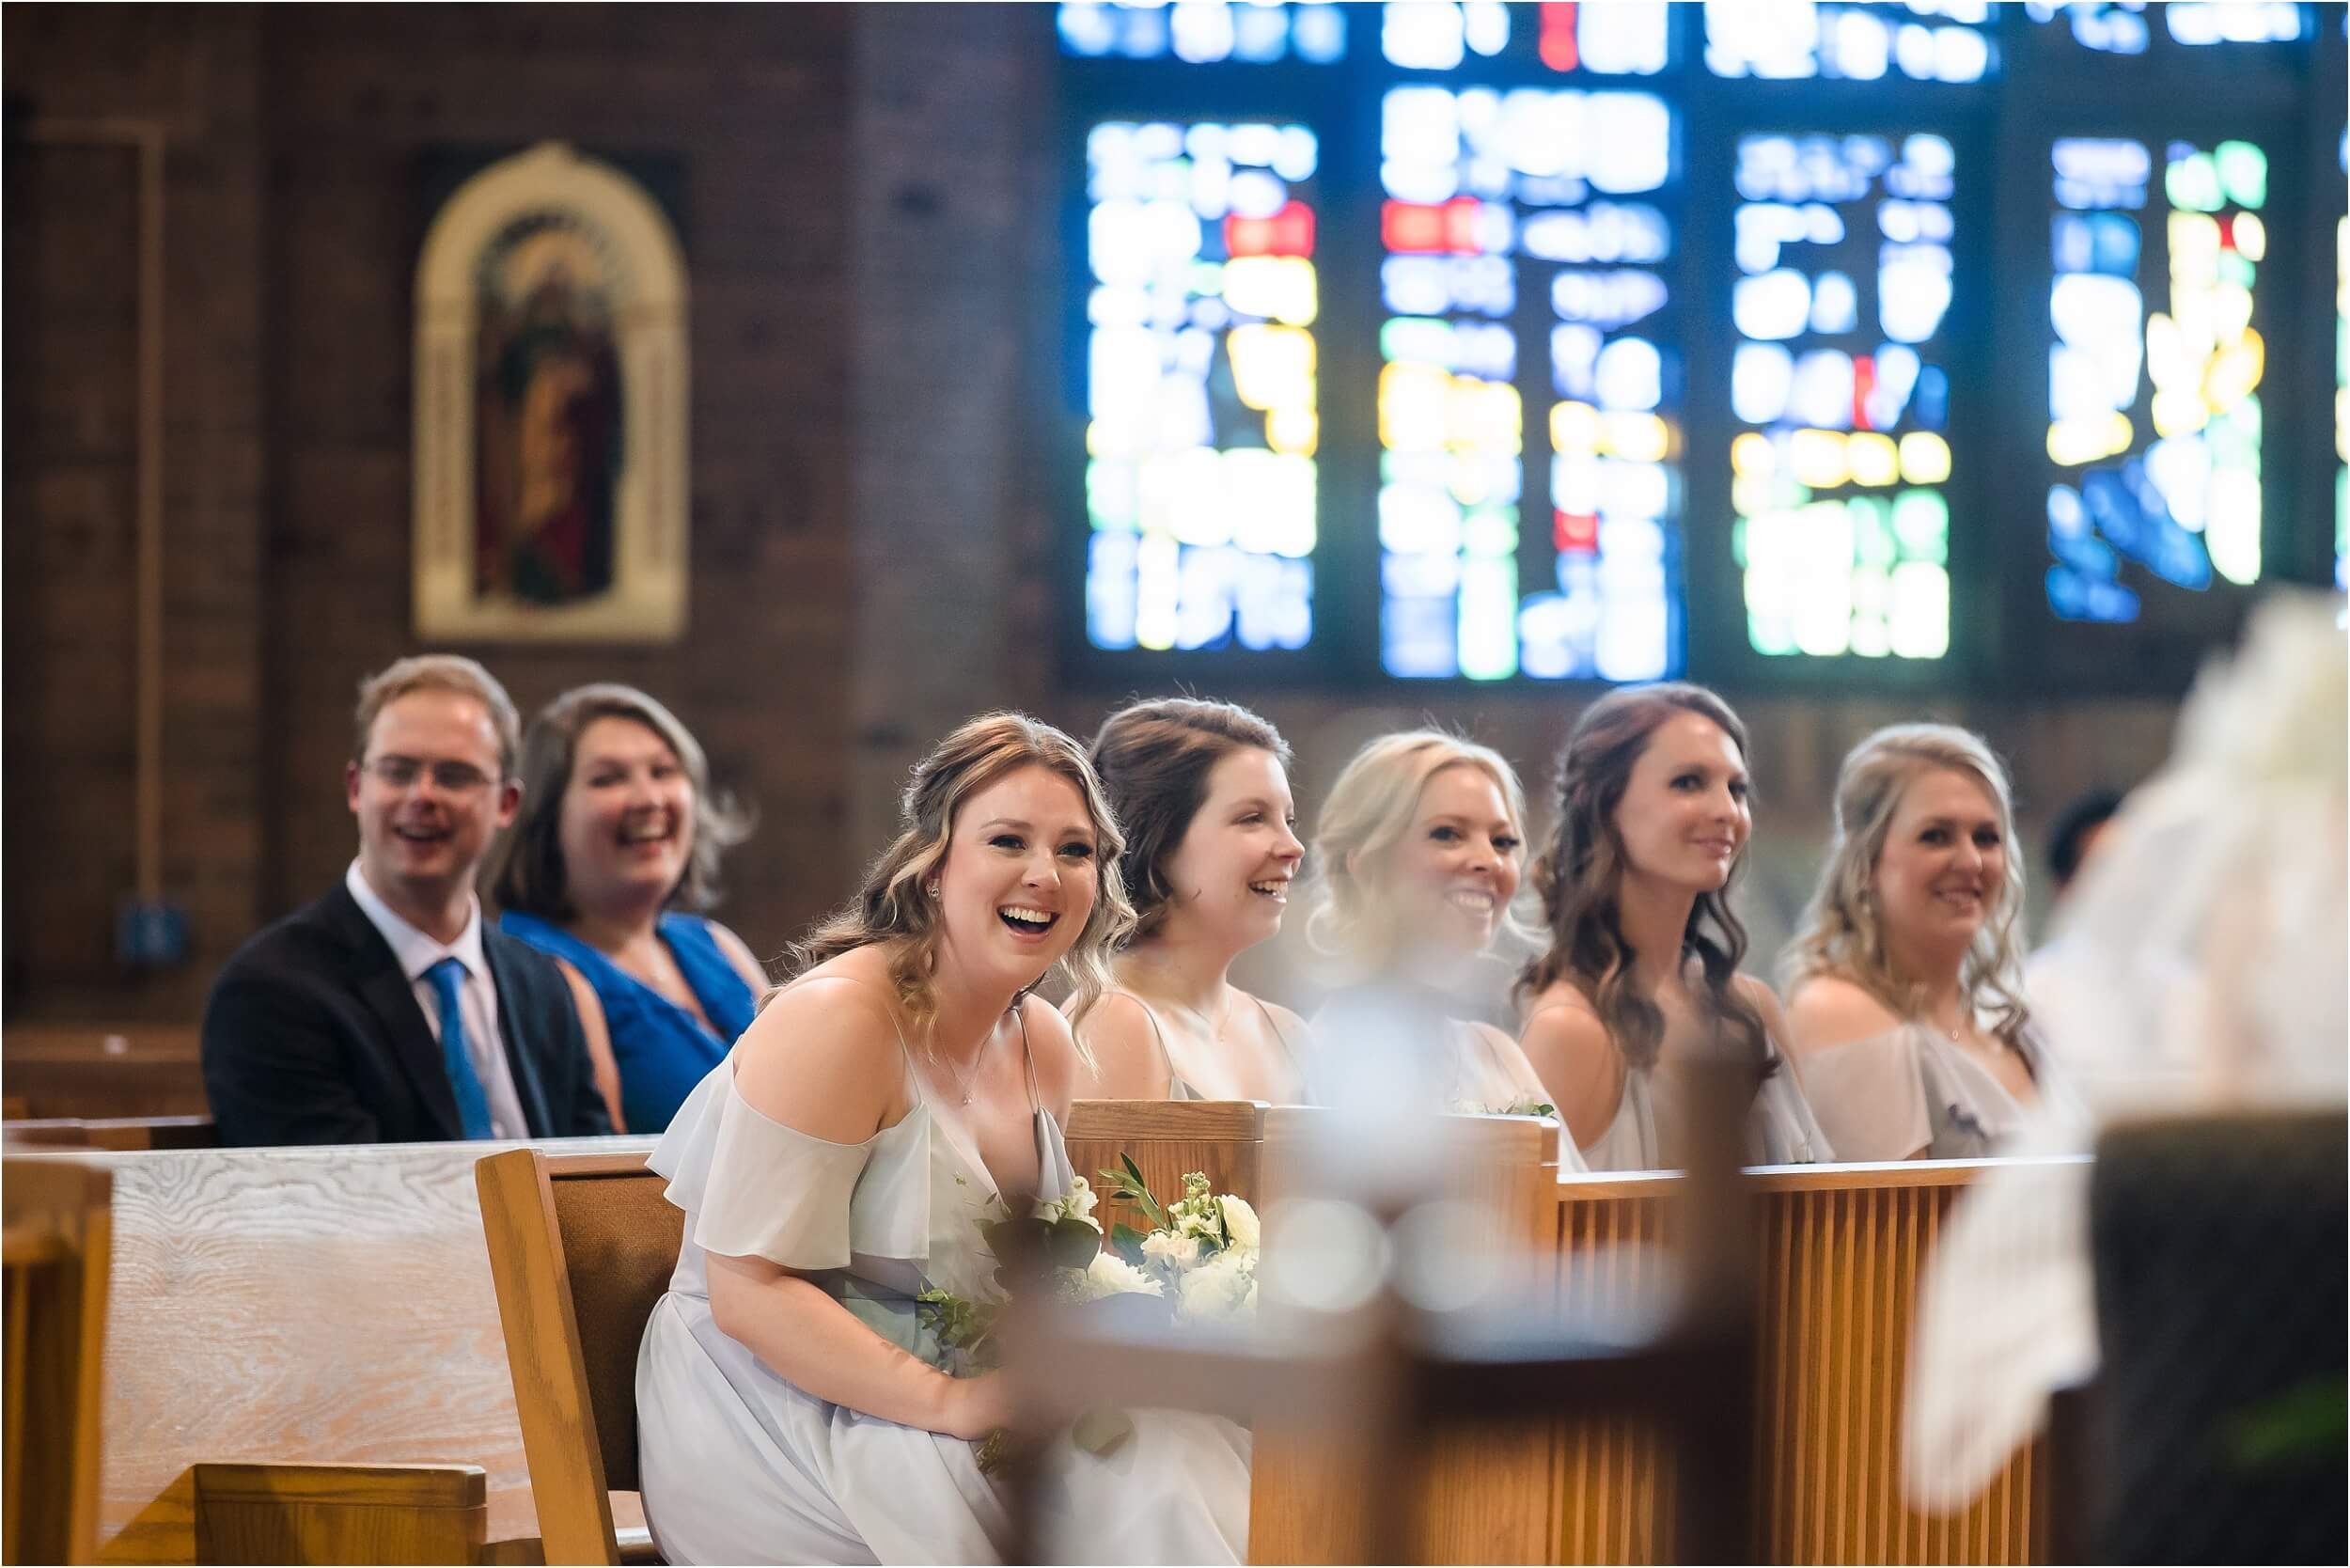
[634,713,1249,1564]
[1781,724,2060,1161]
[1303,729,1562,1125]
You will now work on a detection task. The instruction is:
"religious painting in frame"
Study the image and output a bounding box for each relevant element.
[413,141,688,641]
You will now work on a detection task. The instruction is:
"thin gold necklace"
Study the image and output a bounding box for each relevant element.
[1157,984,1234,1042]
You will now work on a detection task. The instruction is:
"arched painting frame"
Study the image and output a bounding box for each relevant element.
[413,142,688,641]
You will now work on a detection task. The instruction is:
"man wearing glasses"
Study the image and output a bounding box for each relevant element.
[201,655,612,1146]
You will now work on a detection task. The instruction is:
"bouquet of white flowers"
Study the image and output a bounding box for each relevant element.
[916,1174,1164,1473]
[1097,1158,1261,1325]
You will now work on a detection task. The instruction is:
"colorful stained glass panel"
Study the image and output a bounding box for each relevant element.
[1085,119,1321,653]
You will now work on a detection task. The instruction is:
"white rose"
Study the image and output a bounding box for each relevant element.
[1057,1176,1101,1231]
[1218,1195,1261,1253]
[1141,1230,1202,1271]
[1175,1252,1256,1322]
[1061,1249,1164,1304]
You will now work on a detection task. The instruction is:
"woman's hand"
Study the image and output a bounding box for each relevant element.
[940,1372,1017,1441]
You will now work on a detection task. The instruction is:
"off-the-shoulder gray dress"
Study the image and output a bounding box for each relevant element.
[634,1034,1250,1564]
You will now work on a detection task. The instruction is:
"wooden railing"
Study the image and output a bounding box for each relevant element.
[1549,1160,2060,1565]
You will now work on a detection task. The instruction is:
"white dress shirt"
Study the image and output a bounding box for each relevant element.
[345,861,530,1139]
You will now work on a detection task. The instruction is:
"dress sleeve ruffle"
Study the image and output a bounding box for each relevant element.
[650,1062,925,1269]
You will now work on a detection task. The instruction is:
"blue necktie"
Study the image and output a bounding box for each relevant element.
[426,957,495,1139]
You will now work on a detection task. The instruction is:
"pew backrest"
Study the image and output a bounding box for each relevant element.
[1066,1098,1264,1214]
[19,1134,654,1560]
[5,1154,114,1565]
[476,1149,681,1568]
[3,1027,206,1121]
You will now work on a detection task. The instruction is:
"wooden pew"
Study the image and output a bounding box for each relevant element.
[1547,1158,2072,1564]
[4,1117,217,1152]
[1247,1108,1568,1567]
[13,1135,657,1563]
[6,1154,114,1565]
[3,1027,207,1121]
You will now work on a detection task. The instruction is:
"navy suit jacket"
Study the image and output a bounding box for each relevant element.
[200,882,613,1146]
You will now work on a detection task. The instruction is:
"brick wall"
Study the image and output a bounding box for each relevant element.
[3,4,2182,1026]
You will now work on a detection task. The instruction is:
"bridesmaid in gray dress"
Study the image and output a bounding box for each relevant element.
[634,713,1251,1564]
[1299,729,1567,1126]
[1071,698,1309,1104]
[1515,684,1829,1172]
[1780,723,2061,1160]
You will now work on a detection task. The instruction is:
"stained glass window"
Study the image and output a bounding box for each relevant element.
[2338,132,2347,591]
[2021,1,2308,54]
[1377,86,1683,681]
[1730,133,1958,661]
[1084,119,1322,653]
[2043,136,2269,623]
[1703,0,1996,83]
[1059,1,1348,63]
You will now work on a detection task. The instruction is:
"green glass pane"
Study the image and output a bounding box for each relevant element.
[1382,317,1452,364]
[1850,495,1897,569]
[2216,140,2268,210]
[2218,250,2256,287]
[2165,151,2224,213]
[1087,463,1138,530]
[1748,613,1796,656]
[1731,515,1748,569]
[1890,489,1950,563]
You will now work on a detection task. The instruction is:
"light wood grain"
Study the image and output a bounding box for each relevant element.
[8,1135,654,1562]
[5,1155,114,1566]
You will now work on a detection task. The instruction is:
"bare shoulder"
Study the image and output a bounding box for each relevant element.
[731,971,904,1142]
[1019,992,1087,1114]
[705,919,773,992]
[1517,982,1609,1057]
[1064,989,1166,1099]
[1782,971,1903,1056]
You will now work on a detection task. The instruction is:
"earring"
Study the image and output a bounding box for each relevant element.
[926,882,940,900]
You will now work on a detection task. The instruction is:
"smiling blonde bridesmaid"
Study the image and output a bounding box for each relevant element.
[492,684,767,1133]
[1071,698,1309,1104]
[1780,723,2060,1160]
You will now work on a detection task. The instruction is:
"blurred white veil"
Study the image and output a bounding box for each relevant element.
[1904,591,2348,1509]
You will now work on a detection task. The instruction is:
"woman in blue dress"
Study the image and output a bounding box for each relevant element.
[490,683,767,1132]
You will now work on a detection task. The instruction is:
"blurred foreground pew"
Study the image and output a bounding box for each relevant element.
[14,1136,658,1563]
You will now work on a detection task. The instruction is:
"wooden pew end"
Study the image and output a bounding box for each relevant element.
[189,1461,488,1565]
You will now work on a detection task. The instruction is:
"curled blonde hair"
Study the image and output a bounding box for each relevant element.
[1306,729,1531,968]
[789,713,1135,1053]
[1782,723,2032,1042]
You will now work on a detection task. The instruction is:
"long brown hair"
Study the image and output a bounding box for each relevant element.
[1089,697,1292,943]
[788,713,1136,1044]
[1520,682,1771,1078]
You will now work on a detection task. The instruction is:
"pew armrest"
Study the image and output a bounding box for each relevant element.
[190,1462,488,1565]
